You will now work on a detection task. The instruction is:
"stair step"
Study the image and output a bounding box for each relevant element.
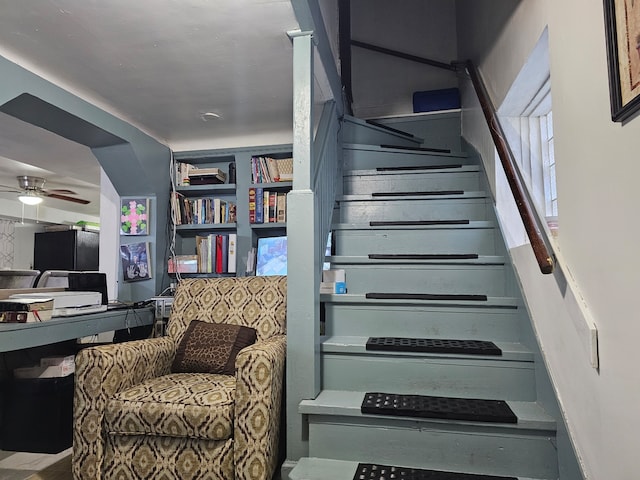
[321,336,535,400]
[365,337,502,355]
[322,337,536,360]
[379,143,453,153]
[367,253,481,260]
[321,293,518,309]
[366,293,488,302]
[361,392,517,424]
[344,143,472,170]
[340,191,487,200]
[290,458,549,480]
[332,221,503,257]
[343,116,425,147]
[338,196,493,223]
[353,462,517,480]
[323,298,524,341]
[299,390,555,431]
[301,392,556,478]
[327,262,508,297]
[374,164,466,171]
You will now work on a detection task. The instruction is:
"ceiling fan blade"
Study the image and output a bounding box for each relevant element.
[44,192,91,204]
[43,188,78,195]
[0,184,21,193]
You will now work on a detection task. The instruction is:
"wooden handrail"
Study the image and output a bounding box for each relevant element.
[466,61,554,274]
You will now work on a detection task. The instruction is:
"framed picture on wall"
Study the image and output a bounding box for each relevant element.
[604,0,640,122]
[120,198,150,235]
[120,242,152,282]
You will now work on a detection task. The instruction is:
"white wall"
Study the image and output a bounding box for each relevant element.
[12,222,45,269]
[457,0,640,478]
[350,0,458,118]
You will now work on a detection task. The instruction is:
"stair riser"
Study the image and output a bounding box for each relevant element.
[307,418,558,479]
[343,171,480,195]
[333,228,504,256]
[322,304,524,342]
[344,148,473,170]
[339,199,492,223]
[321,355,536,400]
[333,264,507,296]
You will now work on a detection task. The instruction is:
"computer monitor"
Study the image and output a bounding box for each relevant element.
[67,272,108,305]
[256,236,287,276]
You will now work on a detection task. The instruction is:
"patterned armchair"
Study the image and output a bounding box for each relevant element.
[73,276,287,480]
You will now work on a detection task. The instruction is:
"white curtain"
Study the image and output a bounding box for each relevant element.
[0,219,16,268]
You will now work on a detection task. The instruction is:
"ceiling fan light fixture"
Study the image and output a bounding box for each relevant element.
[18,192,43,205]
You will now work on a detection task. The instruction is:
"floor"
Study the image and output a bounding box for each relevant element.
[0,449,284,480]
[0,449,72,480]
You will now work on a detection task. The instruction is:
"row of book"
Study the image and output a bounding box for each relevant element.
[171,192,237,225]
[175,162,227,186]
[168,233,237,274]
[249,188,287,224]
[251,156,293,184]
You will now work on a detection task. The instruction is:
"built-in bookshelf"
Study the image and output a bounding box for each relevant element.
[171,144,292,277]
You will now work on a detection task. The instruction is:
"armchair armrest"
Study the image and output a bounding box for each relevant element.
[233,334,287,480]
[72,337,175,480]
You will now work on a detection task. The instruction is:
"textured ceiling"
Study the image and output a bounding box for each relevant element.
[0,0,299,219]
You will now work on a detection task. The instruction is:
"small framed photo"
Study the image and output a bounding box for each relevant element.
[120,198,150,235]
[604,0,640,122]
[120,242,152,282]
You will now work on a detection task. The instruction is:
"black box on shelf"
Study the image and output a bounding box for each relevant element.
[0,374,74,454]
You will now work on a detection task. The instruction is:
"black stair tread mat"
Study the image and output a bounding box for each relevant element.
[361,392,518,424]
[376,164,462,171]
[368,254,479,260]
[366,337,502,356]
[371,190,464,197]
[379,143,452,154]
[366,293,488,302]
[369,220,470,227]
[354,463,517,480]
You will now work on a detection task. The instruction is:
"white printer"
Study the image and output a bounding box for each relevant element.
[10,291,107,317]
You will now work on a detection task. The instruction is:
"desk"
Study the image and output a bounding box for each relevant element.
[0,308,154,353]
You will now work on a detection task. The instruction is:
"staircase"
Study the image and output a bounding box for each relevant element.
[288,112,561,480]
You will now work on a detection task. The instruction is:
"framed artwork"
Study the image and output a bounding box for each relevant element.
[120,198,150,235]
[604,0,640,122]
[120,242,152,282]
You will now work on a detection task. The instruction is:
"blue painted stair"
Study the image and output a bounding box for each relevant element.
[288,112,559,480]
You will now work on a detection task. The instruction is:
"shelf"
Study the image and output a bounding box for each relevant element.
[175,223,237,235]
[249,181,292,190]
[176,183,236,195]
[250,222,286,230]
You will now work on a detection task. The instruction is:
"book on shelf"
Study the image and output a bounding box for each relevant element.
[276,157,293,182]
[277,192,287,223]
[255,187,264,224]
[168,255,198,273]
[249,188,288,224]
[249,187,257,223]
[228,233,237,274]
[269,192,277,223]
[251,156,293,183]
[172,193,235,226]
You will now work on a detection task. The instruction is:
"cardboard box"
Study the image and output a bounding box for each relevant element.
[321,269,346,294]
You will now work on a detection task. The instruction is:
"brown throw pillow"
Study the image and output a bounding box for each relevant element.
[172,320,257,375]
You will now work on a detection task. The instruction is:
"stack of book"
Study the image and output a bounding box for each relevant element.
[193,233,237,274]
[251,156,293,183]
[249,187,287,224]
[171,193,236,225]
[175,162,227,186]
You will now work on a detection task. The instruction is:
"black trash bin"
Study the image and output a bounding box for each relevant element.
[1,374,74,453]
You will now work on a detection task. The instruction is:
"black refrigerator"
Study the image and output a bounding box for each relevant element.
[33,230,99,271]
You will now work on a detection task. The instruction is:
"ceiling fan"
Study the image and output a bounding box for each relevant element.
[0,175,90,205]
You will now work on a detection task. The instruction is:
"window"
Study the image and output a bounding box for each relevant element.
[498,28,558,238]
